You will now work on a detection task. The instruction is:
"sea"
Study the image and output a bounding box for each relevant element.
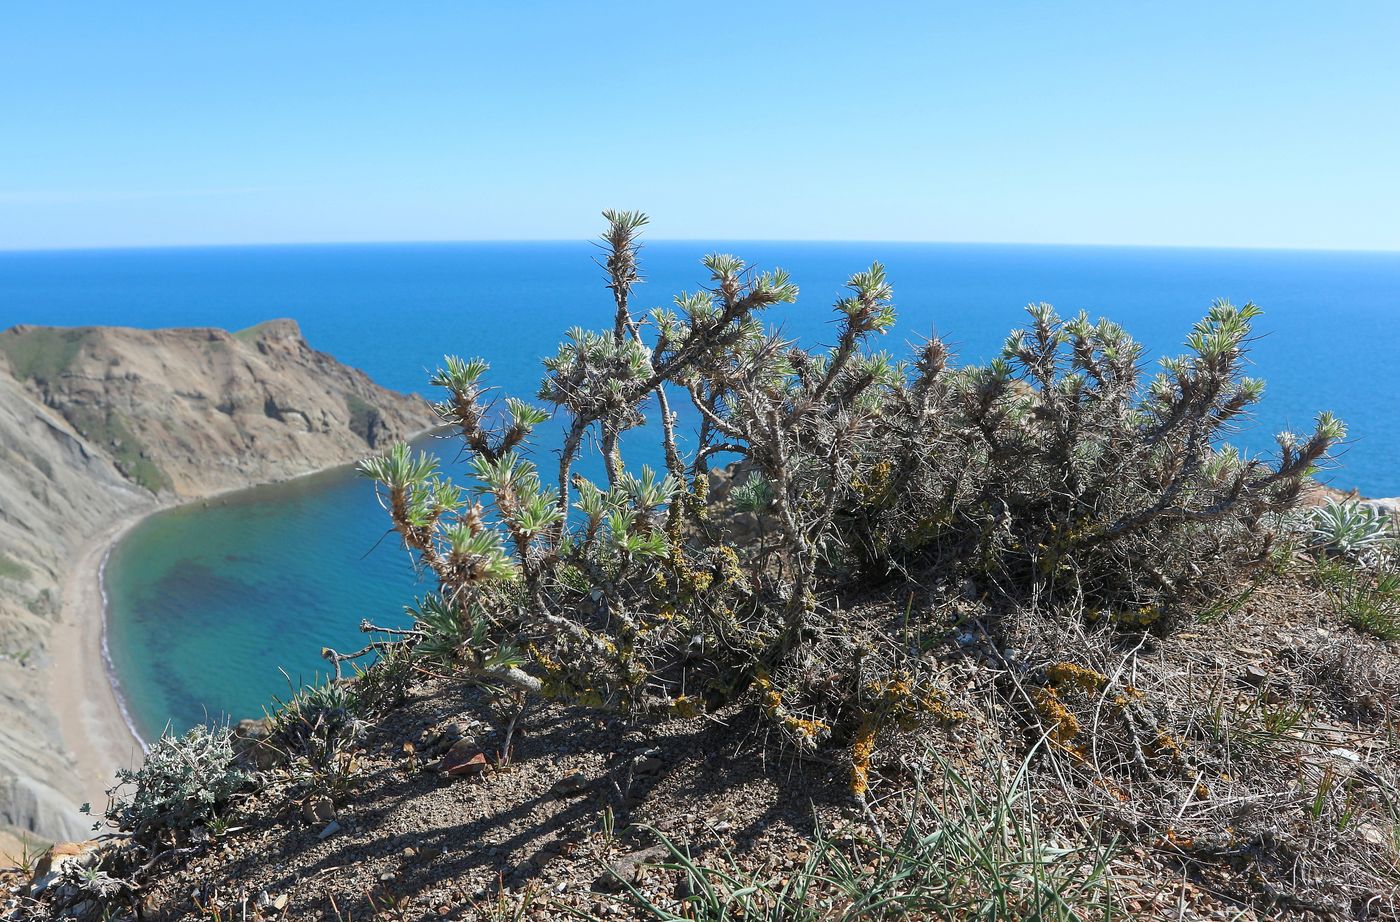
[1,241,1397,741]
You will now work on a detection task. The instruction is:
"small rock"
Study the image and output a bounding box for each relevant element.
[440,738,489,775]
[302,795,335,825]
[1240,664,1269,687]
[592,845,668,893]
[233,717,285,769]
[444,750,489,777]
[273,894,289,911]
[1361,497,1400,520]
[318,820,342,840]
[28,840,103,896]
[551,773,590,797]
[422,719,478,756]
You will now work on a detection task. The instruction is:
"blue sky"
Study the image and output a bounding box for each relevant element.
[3,2,1398,251]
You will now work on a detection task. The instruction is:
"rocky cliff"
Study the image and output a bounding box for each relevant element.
[0,320,433,846]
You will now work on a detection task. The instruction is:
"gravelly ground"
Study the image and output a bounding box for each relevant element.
[6,559,1398,920]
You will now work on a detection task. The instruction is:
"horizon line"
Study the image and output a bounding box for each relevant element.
[3,236,1400,257]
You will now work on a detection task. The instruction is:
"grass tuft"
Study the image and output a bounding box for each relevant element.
[595,750,1121,922]
[1317,557,1400,641]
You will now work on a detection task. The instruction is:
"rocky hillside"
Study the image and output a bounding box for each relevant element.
[0,320,433,847]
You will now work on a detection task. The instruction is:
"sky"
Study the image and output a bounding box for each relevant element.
[2,2,1398,251]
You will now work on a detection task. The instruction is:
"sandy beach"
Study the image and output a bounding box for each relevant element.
[48,510,157,823]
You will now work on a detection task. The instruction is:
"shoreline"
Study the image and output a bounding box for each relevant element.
[97,524,153,754]
[49,508,156,825]
[51,428,444,821]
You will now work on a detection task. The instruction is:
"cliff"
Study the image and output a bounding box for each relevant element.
[0,320,434,846]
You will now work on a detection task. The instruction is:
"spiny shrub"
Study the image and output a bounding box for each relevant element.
[361,211,1341,790]
[854,298,1342,628]
[104,724,247,841]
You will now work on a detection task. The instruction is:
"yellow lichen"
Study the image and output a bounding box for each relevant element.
[1152,731,1185,760]
[1046,661,1143,704]
[1032,687,1080,745]
[1109,605,1161,628]
[669,695,701,719]
[919,691,969,727]
[852,459,895,505]
[1046,661,1109,693]
[850,719,878,797]
[784,716,829,745]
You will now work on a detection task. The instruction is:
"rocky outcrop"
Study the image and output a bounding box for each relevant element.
[1362,497,1400,520]
[0,319,428,498]
[0,320,434,842]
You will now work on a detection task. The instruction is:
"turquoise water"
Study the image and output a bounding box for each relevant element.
[102,462,424,741]
[3,241,1398,736]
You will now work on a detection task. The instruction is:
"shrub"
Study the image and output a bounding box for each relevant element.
[1298,499,1395,563]
[265,676,368,764]
[104,725,247,841]
[361,211,1341,789]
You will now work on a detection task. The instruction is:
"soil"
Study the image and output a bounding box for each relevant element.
[42,563,1393,922]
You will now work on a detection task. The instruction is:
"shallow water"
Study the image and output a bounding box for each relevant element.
[102,464,422,741]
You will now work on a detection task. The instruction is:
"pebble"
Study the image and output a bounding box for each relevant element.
[592,844,668,892]
[302,795,335,825]
[1241,664,1269,686]
[551,773,590,797]
[443,749,489,777]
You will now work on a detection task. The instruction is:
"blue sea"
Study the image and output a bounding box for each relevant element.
[1,241,1397,739]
